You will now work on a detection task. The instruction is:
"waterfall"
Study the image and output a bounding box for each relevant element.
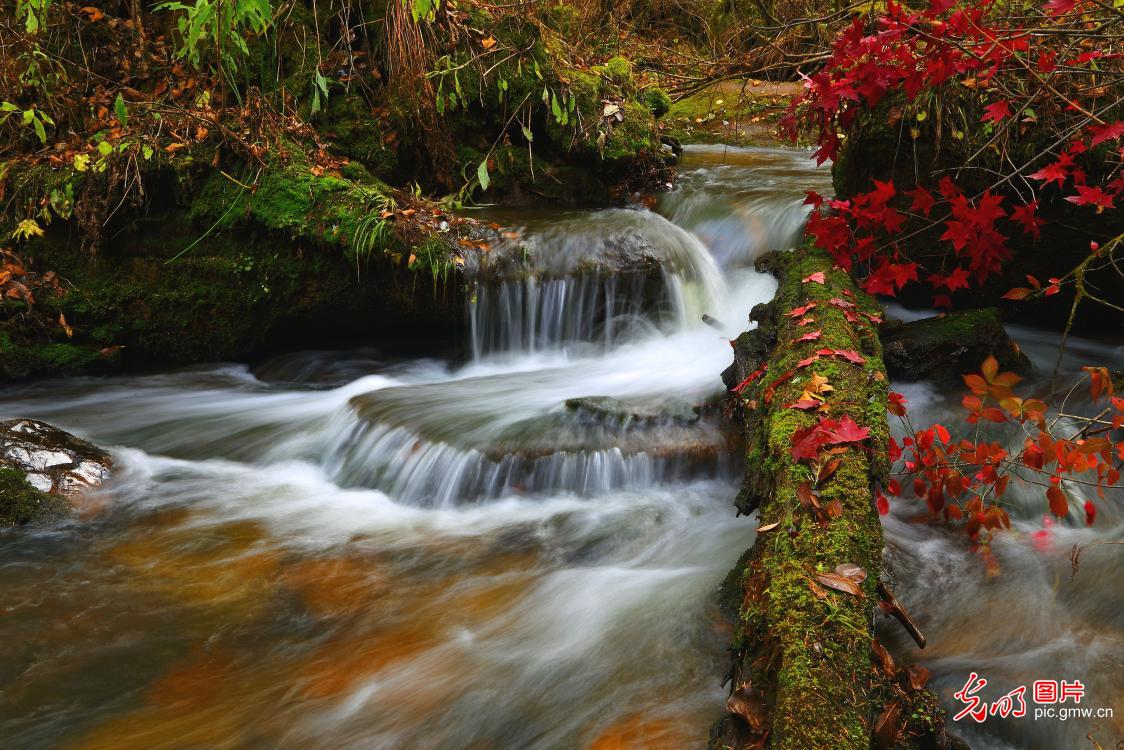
[466,209,727,358]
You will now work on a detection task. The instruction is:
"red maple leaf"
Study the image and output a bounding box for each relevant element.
[908,186,936,216]
[826,415,871,444]
[796,330,824,343]
[1066,186,1115,210]
[981,100,1011,124]
[1043,0,1076,16]
[945,266,971,291]
[787,398,821,411]
[937,175,962,199]
[1027,160,1069,187]
[802,271,826,284]
[791,423,830,460]
[833,349,867,364]
[1010,201,1045,240]
[1089,121,1124,147]
[787,302,818,318]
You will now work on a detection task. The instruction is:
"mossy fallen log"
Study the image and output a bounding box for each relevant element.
[710,246,965,750]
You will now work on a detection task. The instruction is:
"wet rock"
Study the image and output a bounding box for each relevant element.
[880,308,1031,386]
[0,419,112,525]
[564,395,698,425]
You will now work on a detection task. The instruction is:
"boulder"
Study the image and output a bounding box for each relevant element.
[880,308,1031,386]
[0,419,112,525]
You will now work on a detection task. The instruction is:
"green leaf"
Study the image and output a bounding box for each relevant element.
[551,92,562,122]
[521,125,534,142]
[98,140,113,156]
[142,145,154,160]
[477,159,490,191]
[32,117,46,144]
[114,93,128,126]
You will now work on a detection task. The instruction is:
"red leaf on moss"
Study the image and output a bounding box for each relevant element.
[802,271,826,284]
[828,415,871,444]
[833,349,867,365]
[787,302,818,318]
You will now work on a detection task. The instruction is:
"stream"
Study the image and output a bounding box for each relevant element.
[1,146,1120,750]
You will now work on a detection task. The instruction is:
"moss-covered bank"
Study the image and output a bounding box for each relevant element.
[1,157,465,379]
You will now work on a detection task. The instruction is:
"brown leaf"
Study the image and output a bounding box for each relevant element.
[480,35,497,50]
[834,562,867,583]
[873,701,902,750]
[871,639,896,677]
[796,481,820,510]
[814,572,863,597]
[58,313,73,338]
[757,520,781,533]
[726,682,766,731]
[80,6,104,21]
[906,664,931,691]
[808,579,828,600]
[825,499,843,519]
[817,457,842,485]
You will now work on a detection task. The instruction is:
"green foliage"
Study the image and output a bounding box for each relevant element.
[15,0,51,33]
[156,0,272,77]
[1,102,54,145]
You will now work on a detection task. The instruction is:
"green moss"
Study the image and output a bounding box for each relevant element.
[596,56,634,90]
[0,468,69,526]
[640,87,672,118]
[322,95,399,180]
[720,244,889,749]
[602,101,659,161]
[0,331,104,380]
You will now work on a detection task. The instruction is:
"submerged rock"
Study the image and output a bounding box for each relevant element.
[880,308,1031,386]
[0,419,112,525]
[564,395,698,425]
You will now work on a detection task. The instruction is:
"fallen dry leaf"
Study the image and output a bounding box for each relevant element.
[834,562,867,583]
[814,572,863,597]
[726,682,766,730]
[872,639,896,677]
[906,664,932,690]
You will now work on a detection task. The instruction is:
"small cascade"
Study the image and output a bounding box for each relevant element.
[323,420,734,506]
[466,208,727,358]
[322,384,735,505]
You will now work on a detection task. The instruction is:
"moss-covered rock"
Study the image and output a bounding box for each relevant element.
[881,308,1031,386]
[0,468,68,526]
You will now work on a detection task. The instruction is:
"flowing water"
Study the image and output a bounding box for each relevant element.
[0,146,1119,750]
